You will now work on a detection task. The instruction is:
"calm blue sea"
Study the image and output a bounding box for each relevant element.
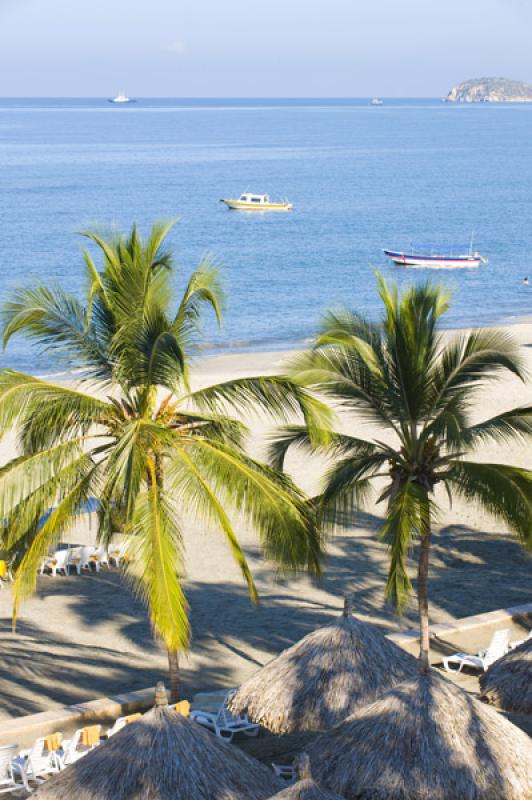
[1,97,532,374]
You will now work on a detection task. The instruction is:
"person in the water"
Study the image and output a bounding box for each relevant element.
[524,277,529,285]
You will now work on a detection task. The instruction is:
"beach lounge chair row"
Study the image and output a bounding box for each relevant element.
[0,725,100,794]
[0,703,192,793]
[39,541,130,577]
[442,628,520,673]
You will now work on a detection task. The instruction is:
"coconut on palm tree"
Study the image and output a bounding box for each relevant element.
[271,277,532,669]
[0,222,329,699]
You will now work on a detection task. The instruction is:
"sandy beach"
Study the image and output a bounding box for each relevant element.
[0,323,531,723]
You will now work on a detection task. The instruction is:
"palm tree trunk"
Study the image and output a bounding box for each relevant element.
[167,648,180,702]
[417,503,432,673]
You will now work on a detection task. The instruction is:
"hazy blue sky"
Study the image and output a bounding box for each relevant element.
[0,0,530,96]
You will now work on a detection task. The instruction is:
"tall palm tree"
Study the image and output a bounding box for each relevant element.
[271,277,532,670]
[0,222,328,699]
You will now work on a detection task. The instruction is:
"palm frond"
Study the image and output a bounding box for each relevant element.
[167,448,258,602]
[11,463,98,624]
[320,451,388,527]
[1,287,112,380]
[0,371,113,447]
[189,375,333,438]
[125,470,189,652]
[0,438,88,520]
[459,405,532,448]
[182,438,323,574]
[446,460,532,549]
[379,479,429,611]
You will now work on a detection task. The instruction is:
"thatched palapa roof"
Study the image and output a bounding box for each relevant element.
[480,635,532,715]
[267,755,345,800]
[229,603,418,734]
[305,670,532,800]
[33,685,282,800]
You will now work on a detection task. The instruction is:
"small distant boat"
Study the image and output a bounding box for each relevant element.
[109,91,134,104]
[220,193,293,212]
[370,98,383,106]
[384,244,488,269]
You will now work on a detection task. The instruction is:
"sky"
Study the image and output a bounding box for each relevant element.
[0,0,531,97]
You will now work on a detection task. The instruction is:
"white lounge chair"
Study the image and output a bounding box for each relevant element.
[106,713,142,738]
[90,546,109,569]
[108,540,130,567]
[443,629,511,673]
[272,762,296,781]
[0,744,29,794]
[190,691,259,742]
[79,546,101,573]
[12,737,61,786]
[40,549,71,577]
[60,725,101,767]
[509,630,532,650]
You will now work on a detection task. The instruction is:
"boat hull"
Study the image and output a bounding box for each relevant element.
[222,199,293,212]
[384,250,482,269]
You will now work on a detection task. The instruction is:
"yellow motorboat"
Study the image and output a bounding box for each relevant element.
[220,193,293,211]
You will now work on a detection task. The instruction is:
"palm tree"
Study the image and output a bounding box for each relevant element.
[271,277,532,671]
[0,222,328,699]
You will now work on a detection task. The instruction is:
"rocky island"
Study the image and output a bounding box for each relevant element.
[446,77,532,103]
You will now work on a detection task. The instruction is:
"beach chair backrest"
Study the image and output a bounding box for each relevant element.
[0,745,17,783]
[80,725,101,747]
[107,714,139,737]
[44,732,62,752]
[91,546,107,563]
[486,629,511,664]
[28,738,52,772]
[173,701,190,717]
[68,547,82,565]
[52,549,70,569]
[62,729,82,763]
[79,546,95,565]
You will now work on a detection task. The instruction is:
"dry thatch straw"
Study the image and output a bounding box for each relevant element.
[229,603,418,734]
[33,685,283,800]
[480,635,532,715]
[305,670,532,800]
[267,754,345,800]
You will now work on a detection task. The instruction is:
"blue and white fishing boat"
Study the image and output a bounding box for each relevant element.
[384,242,488,269]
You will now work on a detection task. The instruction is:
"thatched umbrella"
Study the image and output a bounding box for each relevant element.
[33,683,283,800]
[267,755,345,800]
[305,670,532,800]
[480,635,532,715]
[229,602,418,734]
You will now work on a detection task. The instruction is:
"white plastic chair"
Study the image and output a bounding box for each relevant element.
[106,713,142,738]
[108,540,129,567]
[190,691,259,742]
[272,762,296,781]
[443,629,511,673]
[0,744,29,794]
[12,737,61,786]
[60,726,101,766]
[40,549,71,577]
[509,630,532,650]
[90,546,109,569]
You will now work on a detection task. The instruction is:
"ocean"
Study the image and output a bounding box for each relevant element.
[1,97,532,374]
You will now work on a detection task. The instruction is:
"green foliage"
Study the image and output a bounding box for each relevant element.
[0,222,323,654]
[276,275,532,611]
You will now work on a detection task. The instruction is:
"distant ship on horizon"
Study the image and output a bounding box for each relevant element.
[109,91,135,104]
[370,98,383,105]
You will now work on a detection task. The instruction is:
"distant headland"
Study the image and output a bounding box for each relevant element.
[446,77,532,103]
